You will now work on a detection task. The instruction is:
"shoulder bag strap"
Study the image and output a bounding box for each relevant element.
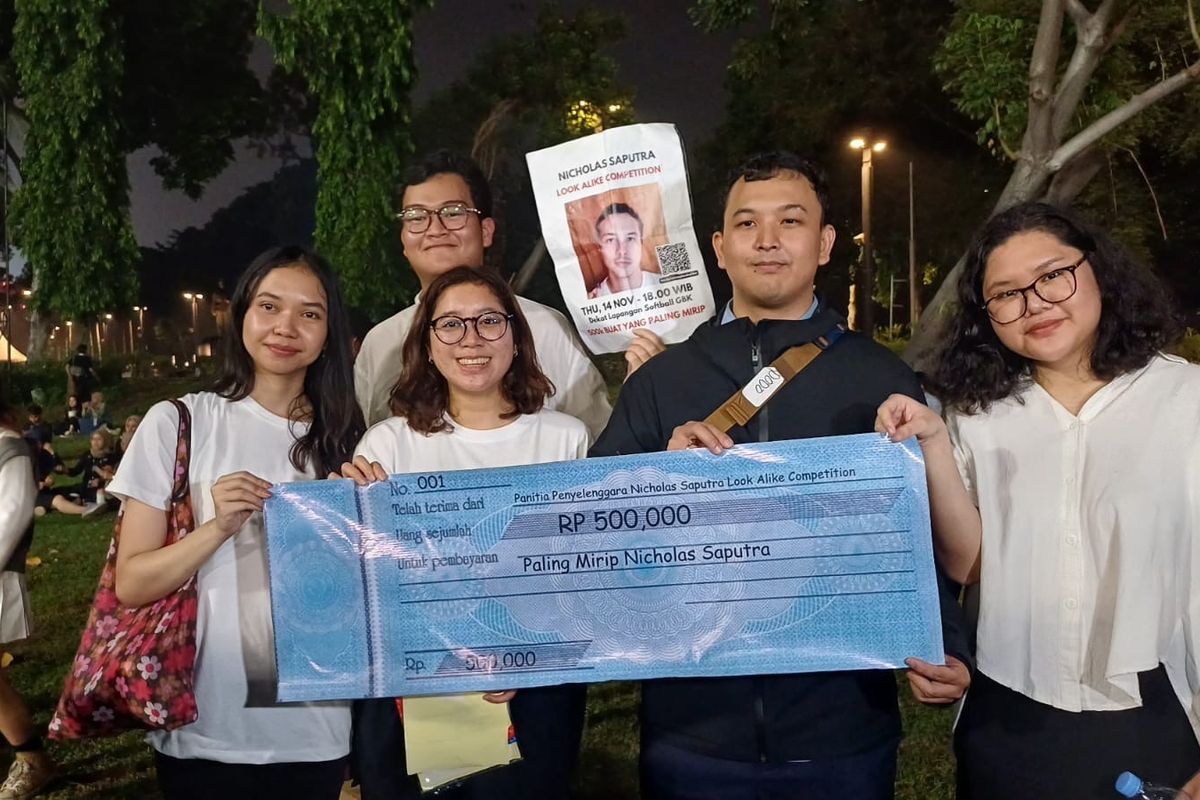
[703,323,847,434]
[166,399,192,504]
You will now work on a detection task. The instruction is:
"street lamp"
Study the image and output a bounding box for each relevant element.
[849,137,887,334]
[183,292,203,355]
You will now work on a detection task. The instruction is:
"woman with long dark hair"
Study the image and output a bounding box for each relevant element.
[107,245,365,798]
[342,266,589,800]
[876,202,1199,798]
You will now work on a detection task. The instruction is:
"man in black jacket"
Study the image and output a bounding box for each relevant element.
[591,151,971,800]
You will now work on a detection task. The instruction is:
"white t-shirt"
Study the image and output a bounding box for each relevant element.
[354,296,611,438]
[107,392,350,764]
[947,354,1200,740]
[355,409,589,474]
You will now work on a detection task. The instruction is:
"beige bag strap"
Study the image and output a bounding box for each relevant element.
[703,323,847,433]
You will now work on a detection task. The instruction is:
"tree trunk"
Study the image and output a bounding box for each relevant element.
[27,311,47,360]
[512,238,548,294]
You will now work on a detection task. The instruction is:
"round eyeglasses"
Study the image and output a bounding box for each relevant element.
[981,255,1086,325]
[430,312,514,345]
[395,203,481,235]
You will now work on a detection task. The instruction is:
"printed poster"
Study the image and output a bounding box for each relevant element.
[526,123,716,354]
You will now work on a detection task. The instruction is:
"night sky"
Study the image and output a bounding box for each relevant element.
[128,0,742,247]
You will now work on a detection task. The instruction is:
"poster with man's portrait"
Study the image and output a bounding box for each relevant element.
[527,124,715,354]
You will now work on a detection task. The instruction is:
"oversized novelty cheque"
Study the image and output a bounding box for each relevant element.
[262,433,944,701]
[525,123,716,354]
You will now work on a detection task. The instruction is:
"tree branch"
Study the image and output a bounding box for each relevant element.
[1189,0,1200,54]
[993,100,1021,160]
[1025,0,1068,156]
[1120,146,1167,239]
[1064,0,1091,24]
[1045,145,1104,203]
[1049,61,1200,170]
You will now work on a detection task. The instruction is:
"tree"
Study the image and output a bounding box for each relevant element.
[3,0,274,355]
[10,0,141,328]
[908,0,1200,362]
[260,0,430,320]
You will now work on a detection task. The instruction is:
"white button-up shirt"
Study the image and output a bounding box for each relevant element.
[947,354,1200,739]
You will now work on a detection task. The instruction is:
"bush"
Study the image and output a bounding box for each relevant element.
[1172,329,1200,364]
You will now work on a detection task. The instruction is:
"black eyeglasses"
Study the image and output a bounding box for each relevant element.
[395,203,481,234]
[430,312,514,345]
[981,254,1087,325]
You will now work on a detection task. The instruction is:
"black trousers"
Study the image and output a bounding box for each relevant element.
[956,666,1200,799]
[154,751,346,800]
[352,683,588,800]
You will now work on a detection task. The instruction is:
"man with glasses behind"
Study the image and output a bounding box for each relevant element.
[355,150,663,438]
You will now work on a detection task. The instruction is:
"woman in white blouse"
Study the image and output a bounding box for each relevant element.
[876,202,1199,798]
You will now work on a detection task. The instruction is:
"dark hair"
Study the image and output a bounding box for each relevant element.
[27,404,42,416]
[721,151,833,228]
[390,266,553,434]
[211,245,365,476]
[398,150,493,219]
[933,201,1181,412]
[76,344,87,353]
[595,203,643,236]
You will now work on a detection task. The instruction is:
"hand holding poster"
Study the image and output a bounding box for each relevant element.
[526,123,715,354]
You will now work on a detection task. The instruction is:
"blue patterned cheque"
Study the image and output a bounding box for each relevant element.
[263,433,943,701]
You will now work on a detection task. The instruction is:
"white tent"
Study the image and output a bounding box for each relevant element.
[0,332,27,363]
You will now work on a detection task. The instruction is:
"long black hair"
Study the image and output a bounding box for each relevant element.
[212,245,365,476]
[933,202,1180,412]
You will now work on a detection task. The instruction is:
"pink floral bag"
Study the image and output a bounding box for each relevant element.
[50,399,199,739]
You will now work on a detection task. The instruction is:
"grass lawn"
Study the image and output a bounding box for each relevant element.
[4,372,958,797]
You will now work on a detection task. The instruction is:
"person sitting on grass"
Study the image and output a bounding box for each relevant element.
[59,395,81,437]
[118,414,141,456]
[61,430,120,516]
[78,392,112,437]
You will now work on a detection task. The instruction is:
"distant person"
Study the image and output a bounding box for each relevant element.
[60,395,81,437]
[354,150,662,437]
[118,414,141,456]
[78,391,112,436]
[0,395,57,798]
[27,436,99,519]
[21,406,53,449]
[65,344,98,401]
[588,202,660,298]
[64,429,120,514]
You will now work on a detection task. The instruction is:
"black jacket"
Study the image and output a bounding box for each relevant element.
[591,305,971,762]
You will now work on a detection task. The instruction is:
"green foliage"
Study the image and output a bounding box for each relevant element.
[260,0,430,319]
[934,1,1200,162]
[10,0,140,320]
[933,12,1030,157]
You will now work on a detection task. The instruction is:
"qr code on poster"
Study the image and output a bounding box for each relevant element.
[655,242,692,277]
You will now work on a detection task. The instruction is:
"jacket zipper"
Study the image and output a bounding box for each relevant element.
[750,334,769,762]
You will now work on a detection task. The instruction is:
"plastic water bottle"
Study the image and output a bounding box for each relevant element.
[1115,772,1192,799]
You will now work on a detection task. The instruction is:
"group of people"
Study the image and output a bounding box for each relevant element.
[2,145,1196,800]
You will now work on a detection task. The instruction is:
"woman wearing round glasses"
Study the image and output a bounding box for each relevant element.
[340,266,589,800]
[876,202,1200,798]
